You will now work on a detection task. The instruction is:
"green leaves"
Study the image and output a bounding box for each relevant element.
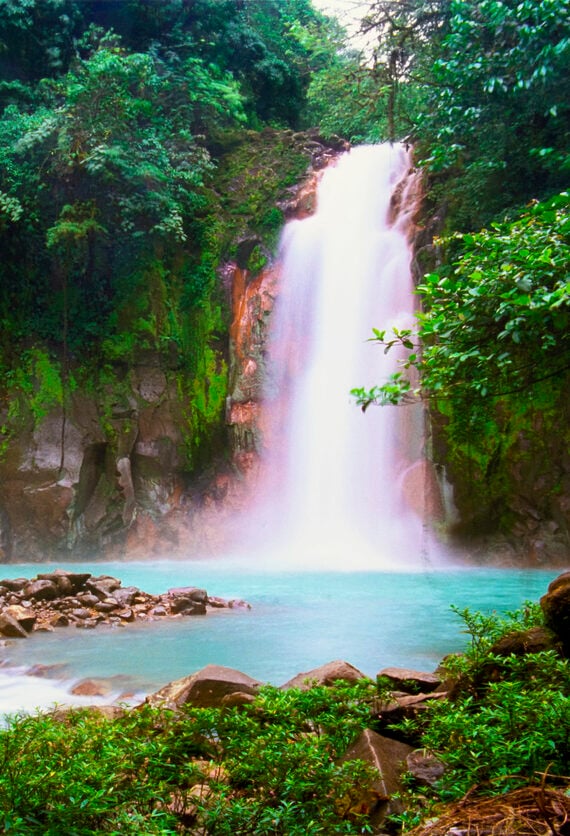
[0,682,377,835]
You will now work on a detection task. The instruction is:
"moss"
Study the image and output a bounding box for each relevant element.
[210,127,312,260]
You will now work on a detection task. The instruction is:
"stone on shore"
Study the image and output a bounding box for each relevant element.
[281,660,366,690]
[377,666,441,694]
[146,664,263,709]
[340,729,414,825]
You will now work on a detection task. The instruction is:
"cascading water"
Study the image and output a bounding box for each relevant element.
[248,143,432,569]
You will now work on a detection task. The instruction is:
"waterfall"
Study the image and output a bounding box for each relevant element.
[246,143,432,569]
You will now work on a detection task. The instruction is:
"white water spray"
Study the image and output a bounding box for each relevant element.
[250,143,430,569]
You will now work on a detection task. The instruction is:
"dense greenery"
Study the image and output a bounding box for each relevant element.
[0,599,567,833]
[0,682,377,835]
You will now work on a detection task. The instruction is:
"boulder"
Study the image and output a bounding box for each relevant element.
[23,579,59,602]
[0,612,29,638]
[86,576,121,600]
[170,597,207,616]
[71,678,111,697]
[281,660,366,691]
[4,604,36,633]
[340,729,414,825]
[113,586,139,607]
[406,749,446,786]
[491,625,559,657]
[377,666,441,694]
[540,572,570,653]
[0,578,28,593]
[168,587,208,604]
[146,664,263,709]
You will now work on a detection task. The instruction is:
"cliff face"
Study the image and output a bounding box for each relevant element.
[0,131,343,562]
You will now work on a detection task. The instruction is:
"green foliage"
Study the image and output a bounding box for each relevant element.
[353,192,570,419]
[0,682,378,835]
[422,606,570,798]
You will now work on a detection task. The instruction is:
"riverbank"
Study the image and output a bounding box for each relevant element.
[0,571,568,834]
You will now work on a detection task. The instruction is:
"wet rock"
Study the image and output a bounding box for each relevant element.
[71,678,111,697]
[77,593,100,607]
[0,578,28,592]
[207,596,229,609]
[228,599,251,610]
[281,660,366,690]
[117,608,135,622]
[23,579,59,602]
[26,663,68,678]
[168,586,208,604]
[75,619,98,630]
[4,604,37,633]
[86,576,121,600]
[71,608,91,620]
[113,587,138,607]
[146,664,263,709]
[377,667,441,694]
[171,597,207,616]
[151,606,167,616]
[0,612,29,638]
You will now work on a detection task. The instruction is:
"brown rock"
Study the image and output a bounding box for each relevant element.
[71,679,110,697]
[281,660,366,690]
[377,667,441,694]
[0,612,29,638]
[117,608,135,622]
[207,596,229,609]
[540,572,570,652]
[146,664,263,709]
[4,604,37,633]
[168,587,208,604]
[341,729,414,825]
[0,578,28,592]
[23,579,59,602]
[406,749,446,786]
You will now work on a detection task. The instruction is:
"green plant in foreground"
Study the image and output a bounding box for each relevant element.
[0,682,377,835]
[391,604,570,821]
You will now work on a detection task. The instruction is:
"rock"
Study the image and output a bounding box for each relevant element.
[340,729,414,825]
[281,660,366,690]
[0,578,28,592]
[0,612,29,638]
[47,612,70,628]
[94,600,119,613]
[490,625,558,656]
[228,599,251,610]
[168,586,208,604]
[374,692,448,742]
[146,664,263,709]
[4,604,37,633]
[75,619,98,630]
[220,691,257,708]
[207,596,229,608]
[151,606,167,616]
[26,663,67,678]
[406,749,446,786]
[170,597,207,616]
[71,679,111,697]
[86,576,121,600]
[71,608,91,619]
[377,667,441,694]
[113,586,139,606]
[77,593,101,607]
[540,572,570,653]
[117,608,135,622]
[23,579,59,602]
